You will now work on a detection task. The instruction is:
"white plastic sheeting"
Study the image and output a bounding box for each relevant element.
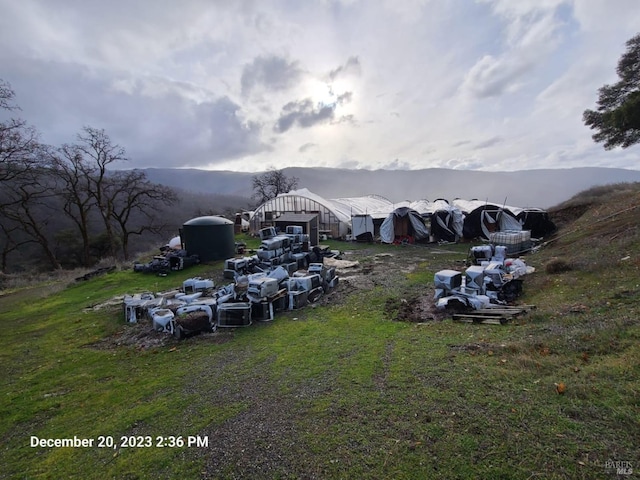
[428,199,464,241]
[251,188,395,238]
[251,189,545,241]
[453,199,522,239]
[329,193,395,220]
[351,214,374,239]
[168,236,182,249]
[452,199,523,216]
[380,207,429,243]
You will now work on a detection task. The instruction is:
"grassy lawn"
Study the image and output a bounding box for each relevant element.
[1,217,639,479]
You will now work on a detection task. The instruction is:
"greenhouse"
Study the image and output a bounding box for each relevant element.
[249,188,394,239]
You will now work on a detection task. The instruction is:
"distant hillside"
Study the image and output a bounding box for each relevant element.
[141,167,640,209]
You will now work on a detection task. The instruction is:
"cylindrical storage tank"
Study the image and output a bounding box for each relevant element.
[181,216,235,262]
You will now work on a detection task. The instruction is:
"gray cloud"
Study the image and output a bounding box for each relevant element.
[461,54,533,98]
[274,91,355,133]
[299,142,317,152]
[2,1,640,173]
[241,55,303,96]
[275,99,335,132]
[328,56,362,80]
[475,136,503,149]
[460,7,565,99]
[336,91,353,105]
[0,57,269,168]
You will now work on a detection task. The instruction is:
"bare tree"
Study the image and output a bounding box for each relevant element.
[50,143,96,266]
[251,167,299,205]
[0,153,63,270]
[0,80,59,269]
[109,169,178,260]
[0,79,19,111]
[0,79,41,182]
[74,126,126,258]
[0,219,35,273]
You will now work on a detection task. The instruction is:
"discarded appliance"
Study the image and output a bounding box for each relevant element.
[465,265,486,293]
[224,258,249,279]
[122,239,342,340]
[215,284,236,304]
[267,265,290,285]
[151,309,176,334]
[288,289,309,310]
[174,304,216,338]
[133,249,200,275]
[248,276,279,298]
[260,235,291,251]
[433,269,463,299]
[308,263,338,292]
[307,286,324,303]
[493,245,507,262]
[123,292,157,323]
[217,302,252,327]
[468,243,533,266]
[436,293,491,311]
[259,227,277,240]
[290,252,308,269]
[251,301,274,321]
[289,273,322,292]
[175,291,203,304]
[469,245,494,265]
[284,225,309,246]
[182,277,214,294]
[434,254,533,311]
[286,225,303,234]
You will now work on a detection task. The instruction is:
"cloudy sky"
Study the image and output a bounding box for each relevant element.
[1,0,639,172]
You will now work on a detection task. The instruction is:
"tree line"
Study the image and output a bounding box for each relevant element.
[0,79,186,273]
[0,78,299,274]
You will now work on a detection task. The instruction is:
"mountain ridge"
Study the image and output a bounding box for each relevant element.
[140,166,640,209]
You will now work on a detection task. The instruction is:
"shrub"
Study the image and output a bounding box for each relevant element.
[545,257,572,274]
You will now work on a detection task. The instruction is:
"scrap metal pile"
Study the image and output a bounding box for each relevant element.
[122,226,339,339]
[434,244,535,311]
[132,247,200,275]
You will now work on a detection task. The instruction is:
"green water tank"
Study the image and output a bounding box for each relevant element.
[181,216,235,262]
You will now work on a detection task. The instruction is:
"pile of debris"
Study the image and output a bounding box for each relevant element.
[434,243,535,320]
[132,247,200,275]
[123,227,340,339]
[223,226,331,278]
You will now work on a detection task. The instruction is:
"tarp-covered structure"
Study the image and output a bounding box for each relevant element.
[516,208,556,238]
[250,189,554,243]
[250,188,394,239]
[426,199,464,242]
[380,207,430,244]
[453,200,522,240]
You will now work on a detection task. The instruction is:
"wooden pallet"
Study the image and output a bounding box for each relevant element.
[452,305,535,325]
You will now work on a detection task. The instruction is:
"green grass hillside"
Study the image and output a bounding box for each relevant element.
[1,183,639,479]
